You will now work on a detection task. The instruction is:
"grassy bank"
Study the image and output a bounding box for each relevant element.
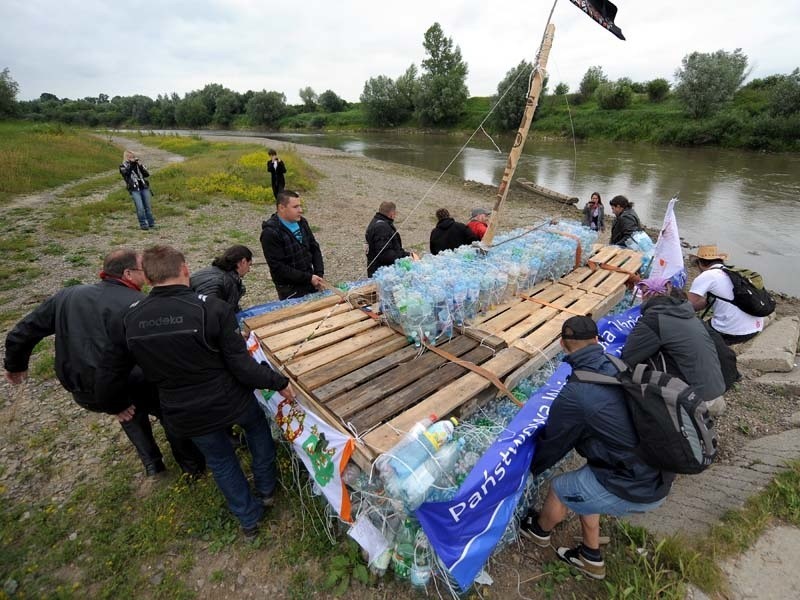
[270,88,799,152]
[0,122,121,204]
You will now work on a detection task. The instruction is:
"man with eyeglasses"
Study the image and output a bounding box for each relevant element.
[3,248,205,478]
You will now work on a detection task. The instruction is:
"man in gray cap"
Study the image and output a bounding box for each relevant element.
[467,207,490,240]
[520,315,674,581]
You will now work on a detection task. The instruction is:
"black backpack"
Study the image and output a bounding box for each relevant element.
[572,355,718,474]
[710,266,776,317]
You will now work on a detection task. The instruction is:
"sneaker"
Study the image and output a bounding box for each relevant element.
[241,507,267,540]
[556,545,606,580]
[140,226,150,231]
[520,511,551,547]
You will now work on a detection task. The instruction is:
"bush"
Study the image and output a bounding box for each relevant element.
[554,82,569,96]
[309,115,327,129]
[579,66,608,101]
[318,90,347,113]
[675,48,748,118]
[647,78,670,102]
[596,80,633,110]
[769,68,800,116]
[246,91,287,127]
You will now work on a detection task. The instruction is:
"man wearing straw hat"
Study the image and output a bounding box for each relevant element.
[687,245,765,345]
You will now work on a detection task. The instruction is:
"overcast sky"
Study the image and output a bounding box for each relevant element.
[2,1,798,103]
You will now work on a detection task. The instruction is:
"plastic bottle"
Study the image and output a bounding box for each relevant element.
[402,438,463,510]
[392,518,416,580]
[410,531,432,588]
[384,417,455,485]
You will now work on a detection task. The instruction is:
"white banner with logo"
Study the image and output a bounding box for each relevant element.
[246,333,355,522]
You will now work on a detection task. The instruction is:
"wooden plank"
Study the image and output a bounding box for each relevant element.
[313,343,420,403]
[470,297,524,326]
[285,326,397,377]
[362,347,530,455]
[244,294,345,329]
[504,339,564,391]
[460,327,509,350]
[301,334,410,390]
[326,336,478,418]
[577,268,614,292]
[559,266,594,287]
[515,292,604,353]
[588,245,619,266]
[253,302,354,338]
[262,309,368,351]
[274,319,377,362]
[481,283,570,334]
[593,271,631,296]
[349,343,496,432]
[501,287,586,344]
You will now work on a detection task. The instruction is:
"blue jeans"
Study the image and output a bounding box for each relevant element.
[190,399,277,529]
[130,188,155,229]
[551,465,666,517]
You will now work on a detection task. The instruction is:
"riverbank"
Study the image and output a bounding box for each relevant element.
[1,132,799,599]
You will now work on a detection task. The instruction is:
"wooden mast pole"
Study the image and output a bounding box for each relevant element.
[481,23,555,247]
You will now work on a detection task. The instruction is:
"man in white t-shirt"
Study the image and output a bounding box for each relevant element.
[687,245,764,345]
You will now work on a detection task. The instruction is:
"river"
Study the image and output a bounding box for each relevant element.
[207,130,800,296]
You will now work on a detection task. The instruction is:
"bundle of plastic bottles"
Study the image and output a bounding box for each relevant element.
[372,220,598,346]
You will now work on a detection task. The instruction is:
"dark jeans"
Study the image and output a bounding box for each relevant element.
[190,398,277,529]
[711,326,759,346]
[275,282,317,301]
[130,188,155,229]
[75,374,205,474]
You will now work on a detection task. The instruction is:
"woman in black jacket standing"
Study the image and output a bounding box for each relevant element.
[190,245,253,312]
[608,195,642,246]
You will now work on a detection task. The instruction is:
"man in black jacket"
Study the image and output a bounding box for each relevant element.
[260,190,324,300]
[429,208,479,255]
[365,201,417,277]
[521,316,674,581]
[3,248,204,477]
[96,245,295,538]
[266,149,286,200]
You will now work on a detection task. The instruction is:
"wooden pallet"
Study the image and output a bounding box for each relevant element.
[244,247,638,466]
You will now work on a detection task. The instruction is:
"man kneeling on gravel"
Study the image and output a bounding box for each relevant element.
[520,316,674,580]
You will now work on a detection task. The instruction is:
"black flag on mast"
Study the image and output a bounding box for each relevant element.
[568,0,626,40]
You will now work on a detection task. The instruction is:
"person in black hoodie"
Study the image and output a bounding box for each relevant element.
[521,316,674,581]
[365,201,417,277]
[4,248,204,477]
[429,208,479,255]
[260,190,324,300]
[96,245,294,539]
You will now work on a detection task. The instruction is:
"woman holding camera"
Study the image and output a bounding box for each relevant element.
[119,150,156,231]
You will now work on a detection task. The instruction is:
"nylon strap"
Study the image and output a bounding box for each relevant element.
[550,230,582,268]
[518,293,587,316]
[421,340,522,407]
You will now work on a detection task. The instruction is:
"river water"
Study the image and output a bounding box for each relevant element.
[210,130,800,296]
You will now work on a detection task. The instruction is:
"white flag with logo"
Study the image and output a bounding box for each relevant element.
[649,197,686,287]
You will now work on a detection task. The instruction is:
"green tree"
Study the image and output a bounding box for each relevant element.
[490,60,534,131]
[769,68,800,116]
[675,48,748,118]
[395,64,418,118]
[578,65,608,101]
[360,75,401,126]
[554,82,569,96]
[175,95,211,127]
[246,90,286,127]
[213,90,240,126]
[318,89,347,112]
[0,67,20,117]
[299,86,318,111]
[596,79,633,110]
[416,22,469,125]
[647,78,670,102]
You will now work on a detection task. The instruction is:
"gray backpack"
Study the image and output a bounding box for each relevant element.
[572,355,718,474]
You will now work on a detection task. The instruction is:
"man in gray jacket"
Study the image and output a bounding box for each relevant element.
[621,277,726,415]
